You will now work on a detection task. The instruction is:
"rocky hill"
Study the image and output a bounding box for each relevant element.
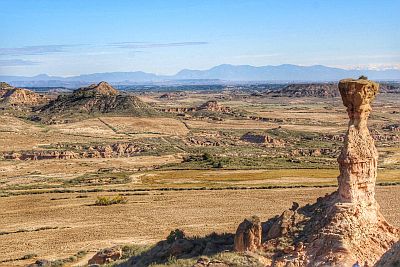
[0,82,48,108]
[267,83,339,98]
[35,81,159,123]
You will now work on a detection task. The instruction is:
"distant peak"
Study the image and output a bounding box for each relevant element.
[34,74,50,78]
[76,81,119,96]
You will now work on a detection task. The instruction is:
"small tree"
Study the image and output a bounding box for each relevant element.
[358,75,368,80]
[167,229,185,243]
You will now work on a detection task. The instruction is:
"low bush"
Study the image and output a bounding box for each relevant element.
[95,195,127,206]
[166,229,185,243]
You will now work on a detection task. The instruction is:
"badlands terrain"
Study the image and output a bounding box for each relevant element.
[0,81,399,266]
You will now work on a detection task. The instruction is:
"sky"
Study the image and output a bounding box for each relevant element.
[0,0,399,76]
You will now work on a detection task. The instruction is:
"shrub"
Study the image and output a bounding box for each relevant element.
[21,253,37,260]
[202,152,212,161]
[213,161,223,168]
[358,75,368,80]
[95,195,127,206]
[121,244,150,259]
[166,229,185,243]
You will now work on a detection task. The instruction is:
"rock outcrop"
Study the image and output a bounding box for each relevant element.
[266,83,340,98]
[236,78,399,266]
[76,81,119,96]
[241,132,285,147]
[337,78,380,219]
[0,82,48,108]
[88,246,122,265]
[161,100,232,114]
[234,216,262,252]
[197,101,231,113]
[0,142,155,161]
[383,124,400,132]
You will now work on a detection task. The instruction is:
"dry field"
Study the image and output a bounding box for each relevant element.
[0,186,399,266]
[99,117,189,136]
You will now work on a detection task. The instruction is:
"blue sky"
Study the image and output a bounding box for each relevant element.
[0,0,399,76]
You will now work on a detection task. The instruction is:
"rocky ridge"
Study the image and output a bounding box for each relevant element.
[0,142,155,160]
[266,83,339,98]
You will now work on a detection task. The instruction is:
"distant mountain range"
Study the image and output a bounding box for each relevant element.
[1,64,399,87]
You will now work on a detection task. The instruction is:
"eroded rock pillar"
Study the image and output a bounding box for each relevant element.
[234,216,262,252]
[337,78,379,212]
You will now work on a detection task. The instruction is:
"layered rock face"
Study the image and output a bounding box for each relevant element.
[0,142,155,160]
[236,78,399,266]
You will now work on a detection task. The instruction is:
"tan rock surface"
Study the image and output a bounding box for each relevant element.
[0,82,48,107]
[88,246,122,265]
[234,215,262,252]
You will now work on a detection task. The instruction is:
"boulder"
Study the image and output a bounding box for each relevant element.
[26,259,50,267]
[234,215,262,252]
[88,246,122,265]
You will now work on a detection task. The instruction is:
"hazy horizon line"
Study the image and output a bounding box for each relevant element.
[2,63,400,78]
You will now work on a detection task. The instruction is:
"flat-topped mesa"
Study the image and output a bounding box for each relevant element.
[337,78,379,213]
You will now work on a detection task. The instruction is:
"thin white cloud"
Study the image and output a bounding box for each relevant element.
[0,59,40,66]
[110,41,208,49]
[0,45,83,56]
[233,53,282,59]
[341,63,400,71]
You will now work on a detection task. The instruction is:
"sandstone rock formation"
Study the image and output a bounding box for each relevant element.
[234,216,262,252]
[0,82,48,108]
[0,142,155,161]
[197,101,231,113]
[161,100,232,114]
[238,78,399,266]
[337,78,380,219]
[76,81,119,96]
[241,132,285,147]
[88,246,122,265]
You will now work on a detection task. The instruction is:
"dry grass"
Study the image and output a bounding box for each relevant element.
[95,195,128,206]
[138,168,400,188]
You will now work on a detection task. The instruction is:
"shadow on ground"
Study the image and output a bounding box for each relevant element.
[116,231,234,267]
